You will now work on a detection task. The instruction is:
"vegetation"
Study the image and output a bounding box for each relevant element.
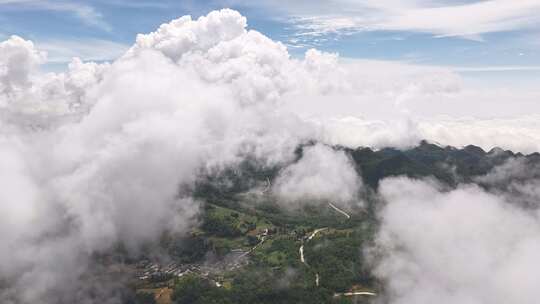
[124,292,157,304]
[143,141,535,303]
[172,270,333,304]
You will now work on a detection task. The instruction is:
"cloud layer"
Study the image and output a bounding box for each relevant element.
[282,0,540,40]
[372,176,540,304]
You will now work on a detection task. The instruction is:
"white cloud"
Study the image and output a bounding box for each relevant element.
[130,9,247,61]
[0,35,45,94]
[372,176,540,304]
[94,0,170,9]
[316,117,423,150]
[272,144,363,208]
[36,39,129,63]
[0,10,347,303]
[474,158,540,208]
[417,116,540,153]
[315,115,540,153]
[452,65,540,72]
[0,36,109,119]
[278,58,540,153]
[284,0,540,40]
[0,0,111,31]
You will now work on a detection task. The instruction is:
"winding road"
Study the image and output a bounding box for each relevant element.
[299,228,328,288]
[300,228,328,264]
[239,231,268,259]
[298,206,377,298]
[328,202,351,219]
[334,291,377,297]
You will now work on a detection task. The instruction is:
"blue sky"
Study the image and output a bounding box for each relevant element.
[1,0,539,75]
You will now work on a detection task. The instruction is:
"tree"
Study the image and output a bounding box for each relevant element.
[123,292,156,304]
[172,275,232,304]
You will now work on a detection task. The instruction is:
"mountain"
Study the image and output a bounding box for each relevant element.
[350,140,523,187]
[120,141,538,304]
[197,140,538,197]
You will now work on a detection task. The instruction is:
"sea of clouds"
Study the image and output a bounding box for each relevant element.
[2,8,540,304]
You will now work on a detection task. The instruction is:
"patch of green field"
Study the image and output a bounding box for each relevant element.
[203,203,273,236]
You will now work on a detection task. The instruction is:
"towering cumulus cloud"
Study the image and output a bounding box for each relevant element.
[0,9,358,304]
[372,176,540,304]
[0,36,44,94]
[0,35,109,124]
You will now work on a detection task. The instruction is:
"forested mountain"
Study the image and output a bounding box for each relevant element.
[124,141,538,304]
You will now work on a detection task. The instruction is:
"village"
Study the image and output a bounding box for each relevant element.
[133,228,272,287]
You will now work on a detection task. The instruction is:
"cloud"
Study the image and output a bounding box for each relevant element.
[474,157,540,208]
[0,9,354,303]
[282,0,540,41]
[476,157,540,188]
[130,9,247,61]
[36,39,129,63]
[451,66,540,72]
[277,58,540,153]
[1,35,109,120]
[94,0,171,9]
[0,35,45,94]
[314,114,540,154]
[380,0,540,38]
[1,7,540,303]
[316,117,423,150]
[416,116,540,153]
[272,144,363,208]
[371,176,540,304]
[0,0,111,31]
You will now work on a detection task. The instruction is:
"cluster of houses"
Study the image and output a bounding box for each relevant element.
[135,250,249,283]
[135,260,202,281]
[134,228,273,284]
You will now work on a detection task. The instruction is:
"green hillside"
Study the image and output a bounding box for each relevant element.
[128,140,537,304]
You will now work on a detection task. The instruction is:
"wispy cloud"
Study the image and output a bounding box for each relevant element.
[284,0,540,41]
[93,0,171,9]
[452,65,540,72]
[0,0,111,31]
[36,38,129,63]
